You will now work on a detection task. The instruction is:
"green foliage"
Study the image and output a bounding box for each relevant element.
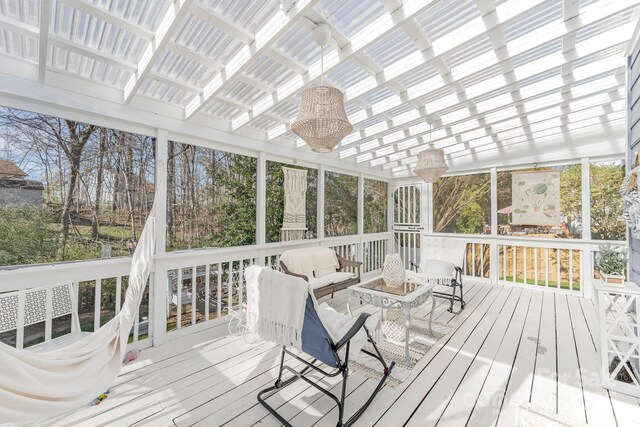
[597,244,627,275]
[209,152,257,247]
[433,173,491,233]
[590,163,626,241]
[364,178,388,234]
[324,172,358,237]
[0,206,59,265]
[455,202,485,234]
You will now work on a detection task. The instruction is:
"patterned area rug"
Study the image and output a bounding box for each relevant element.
[350,317,452,386]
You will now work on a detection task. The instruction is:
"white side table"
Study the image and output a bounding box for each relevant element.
[346,277,436,362]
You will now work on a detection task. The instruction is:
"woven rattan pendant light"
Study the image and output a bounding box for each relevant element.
[292,24,352,153]
[413,120,448,182]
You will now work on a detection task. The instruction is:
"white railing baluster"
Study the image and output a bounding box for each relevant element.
[227,262,232,313]
[94,279,101,331]
[217,263,222,318]
[534,248,538,286]
[472,244,476,277]
[115,276,122,314]
[191,266,196,326]
[569,249,574,292]
[176,268,182,330]
[205,264,210,321]
[557,248,561,289]
[545,248,549,287]
[522,246,529,285]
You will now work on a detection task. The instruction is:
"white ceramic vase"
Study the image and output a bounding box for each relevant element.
[382,254,405,288]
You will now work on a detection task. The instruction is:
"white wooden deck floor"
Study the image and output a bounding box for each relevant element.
[43,280,640,427]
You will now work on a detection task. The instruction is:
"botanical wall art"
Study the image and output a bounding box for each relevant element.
[511,171,561,226]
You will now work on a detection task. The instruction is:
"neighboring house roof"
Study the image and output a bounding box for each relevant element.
[0,160,27,178]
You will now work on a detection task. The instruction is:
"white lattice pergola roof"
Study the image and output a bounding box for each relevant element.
[0,0,638,177]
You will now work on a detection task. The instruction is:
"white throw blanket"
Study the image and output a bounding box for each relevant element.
[246,266,378,361]
[280,247,339,276]
[0,206,156,423]
[245,266,309,351]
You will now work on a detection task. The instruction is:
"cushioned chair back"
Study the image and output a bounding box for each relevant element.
[421,236,467,271]
[300,295,338,367]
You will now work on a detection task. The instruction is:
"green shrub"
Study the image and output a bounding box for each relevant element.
[0,206,59,265]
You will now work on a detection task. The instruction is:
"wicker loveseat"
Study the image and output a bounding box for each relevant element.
[279,247,362,299]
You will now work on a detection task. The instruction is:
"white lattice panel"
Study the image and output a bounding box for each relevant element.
[598,283,640,397]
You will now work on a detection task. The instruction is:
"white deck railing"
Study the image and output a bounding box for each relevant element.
[0,232,391,348]
[397,232,625,297]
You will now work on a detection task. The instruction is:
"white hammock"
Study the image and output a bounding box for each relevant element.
[0,206,156,423]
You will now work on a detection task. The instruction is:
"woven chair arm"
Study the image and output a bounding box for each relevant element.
[279,261,309,282]
[337,255,362,269]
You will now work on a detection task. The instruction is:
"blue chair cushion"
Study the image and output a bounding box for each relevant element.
[300,295,338,367]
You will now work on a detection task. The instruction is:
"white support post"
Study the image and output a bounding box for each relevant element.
[152,129,168,346]
[317,164,325,240]
[357,173,365,262]
[387,181,394,251]
[490,167,498,285]
[424,182,433,234]
[581,157,593,298]
[358,173,364,235]
[257,151,266,248]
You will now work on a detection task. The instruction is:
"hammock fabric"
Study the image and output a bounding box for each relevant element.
[0,206,156,423]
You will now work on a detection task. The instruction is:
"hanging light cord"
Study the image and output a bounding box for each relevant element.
[320,43,324,86]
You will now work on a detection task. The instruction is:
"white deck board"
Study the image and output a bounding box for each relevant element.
[43,281,640,427]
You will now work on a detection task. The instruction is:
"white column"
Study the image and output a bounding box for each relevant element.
[424,182,433,233]
[357,173,365,263]
[581,157,593,298]
[357,173,364,235]
[152,129,168,346]
[490,168,498,285]
[317,164,325,241]
[256,151,266,246]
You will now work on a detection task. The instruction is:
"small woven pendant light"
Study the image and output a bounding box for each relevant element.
[413,121,448,182]
[292,24,352,153]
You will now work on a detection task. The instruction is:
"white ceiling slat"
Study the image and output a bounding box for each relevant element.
[124,0,195,104]
[236,74,274,94]
[148,72,200,93]
[167,42,224,71]
[336,0,636,154]
[265,48,307,74]
[183,0,322,120]
[49,35,138,73]
[231,0,444,130]
[190,2,255,45]
[38,0,51,82]
[60,0,155,41]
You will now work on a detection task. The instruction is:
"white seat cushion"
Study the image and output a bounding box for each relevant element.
[422,258,455,278]
[308,272,355,290]
[315,266,337,278]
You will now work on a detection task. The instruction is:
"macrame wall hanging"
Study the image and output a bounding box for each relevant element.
[281,167,308,241]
